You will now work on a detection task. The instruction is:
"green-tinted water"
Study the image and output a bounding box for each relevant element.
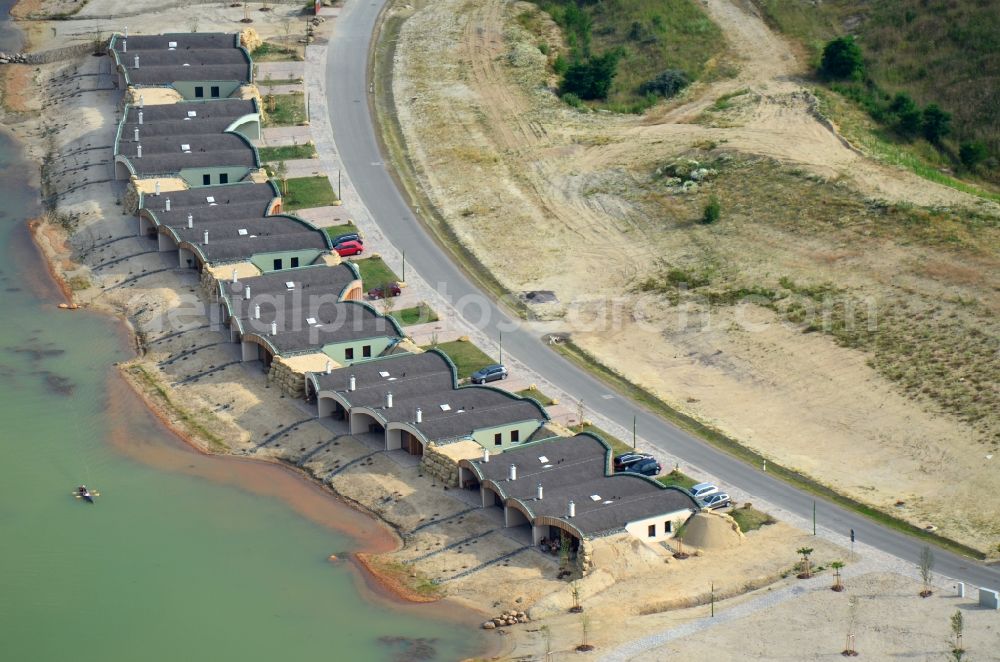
[0,19,483,662]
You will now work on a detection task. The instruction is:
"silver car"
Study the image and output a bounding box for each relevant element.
[700,493,731,510]
[689,482,718,498]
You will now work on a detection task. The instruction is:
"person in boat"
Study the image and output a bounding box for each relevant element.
[78,485,87,495]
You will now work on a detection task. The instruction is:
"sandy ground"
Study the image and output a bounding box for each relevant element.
[387,0,1000,554]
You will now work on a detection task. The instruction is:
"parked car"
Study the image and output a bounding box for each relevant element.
[367,282,402,299]
[334,240,364,257]
[700,492,731,510]
[613,452,654,471]
[622,459,661,477]
[689,482,719,499]
[330,232,363,246]
[470,364,508,384]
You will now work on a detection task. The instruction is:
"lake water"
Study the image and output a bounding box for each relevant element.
[0,12,483,661]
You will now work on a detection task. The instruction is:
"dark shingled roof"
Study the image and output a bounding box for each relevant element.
[312,350,547,443]
[113,33,239,51]
[221,262,359,307]
[182,223,329,266]
[120,132,257,177]
[140,181,277,223]
[120,99,258,138]
[467,434,699,538]
[110,34,252,87]
[232,296,402,355]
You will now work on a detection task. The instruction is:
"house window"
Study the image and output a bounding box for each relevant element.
[219,173,229,184]
[345,347,354,360]
[647,524,656,538]
[210,85,220,98]
[510,429,520,443]
[194,86,204,98]
[362,345,371,358]
[272,258,282,270]
[290,257,299,268]
[202,174,211,186]
[494,433,502,446]
[664,520,672,533]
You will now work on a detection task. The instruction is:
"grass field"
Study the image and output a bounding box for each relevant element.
[262,93,307,127]
[752,0,999,181]
[278,176,338,211]
[424,340,496,380]
[252,42,301,62]
[656,469,697,491]
[353,257,399,289]
[522,0,726,110]
[258,144,316,162]
[324,223,361,241]
[390,304,439,326]
[728,506,777,533]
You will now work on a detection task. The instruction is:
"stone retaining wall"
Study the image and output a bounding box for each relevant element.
[420,443,460,487]
[268,357,306,398]
[0,43,97,65]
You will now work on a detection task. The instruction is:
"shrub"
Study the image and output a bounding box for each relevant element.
[702,196,721,224]
[553,53,569,76]
[959,141,988,169]
[921,104,951,143]
[639,69,690,98]
[889,92,922,137]
[560,51,620,100]
[538,42,550,55]
[819,36,864,81]
[561,92,584,109]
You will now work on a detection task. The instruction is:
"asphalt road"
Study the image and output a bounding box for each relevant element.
[323,0,1000,590]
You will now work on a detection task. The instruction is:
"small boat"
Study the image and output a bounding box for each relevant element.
[74,485,99,503]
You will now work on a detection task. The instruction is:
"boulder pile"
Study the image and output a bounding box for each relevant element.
[481,610,530,629]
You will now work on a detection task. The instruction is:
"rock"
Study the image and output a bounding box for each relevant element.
[492,618,504,626]
[482,621,496,630]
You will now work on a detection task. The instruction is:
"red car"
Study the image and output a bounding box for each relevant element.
[334,240,363,257]
[368,282,402,299]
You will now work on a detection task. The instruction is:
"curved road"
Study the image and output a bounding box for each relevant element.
[323,0,999,589]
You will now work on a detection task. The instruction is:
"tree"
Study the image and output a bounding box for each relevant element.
[702,196,721,224]
[561,51,620,100]
[830,560,845,592]
[918,545,935,597]
[819,36,864,81]
[921,104,951,143]
[569,580,583,613]
[889,93,922,137]
[959,141,988,169]
[639,69,690,98]
[797,547,814,578]
[273,160,289,195]
[576,614,594,652]
[843,596,859,656]
[949,609,965,661]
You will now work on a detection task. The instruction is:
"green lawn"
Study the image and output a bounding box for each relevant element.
[517,388,554,406]
[278,176,338,211]
[252,42,301,62]
[390,304,439,327]
[262,92,307,127]
[258,144,316,162]
[656,469,697,491]
[353,257,399,288]
[577,423,633,455]
[258,77,304,86]
[425,340,496,380]
[728,506,777,533]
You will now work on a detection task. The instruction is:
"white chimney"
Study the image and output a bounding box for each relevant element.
[508,464,517,481]
[123,25,128,38]
[202,230,208,244]
[537,483,543,500]
[568,501,576,518]
[122,39,127,53]
[254,304,260,320]
[133,127,139,142]
[138,94,144,109]
[349,375,356,391]
[138,110,143,125]
[136,144,142,158]
[415,407,422,423]
[134,55,139,69]
[270,321,277,336]
[385,392,393,408]
[187,213,193,229]
[244,285,250,299]
[231,269,238,285]
[153,180,159,196]
[483,449,490,463]
[165,198,171,212]
[325,360,332,375]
